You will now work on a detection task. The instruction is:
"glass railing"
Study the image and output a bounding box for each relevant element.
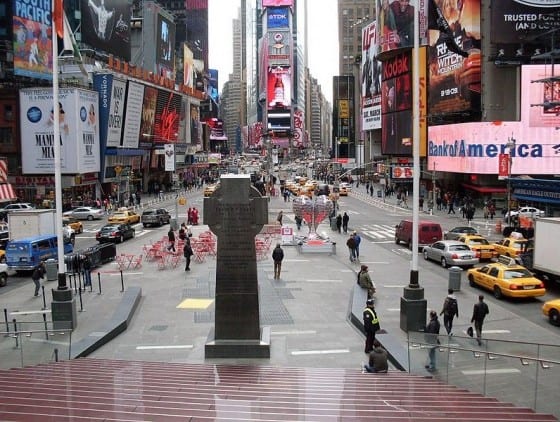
[0,321,72,369]
[407,331,560,419]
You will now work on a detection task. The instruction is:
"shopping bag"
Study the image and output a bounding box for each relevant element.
[467,326,474,337]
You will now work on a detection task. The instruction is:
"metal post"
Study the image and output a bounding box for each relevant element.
[506,136,516,225]
[431,163,436,216]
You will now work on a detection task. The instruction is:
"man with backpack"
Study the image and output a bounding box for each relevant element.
[440,288,458,335]
[183,239,193,271]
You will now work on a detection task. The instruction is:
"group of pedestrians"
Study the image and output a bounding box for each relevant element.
[346,231,361,263]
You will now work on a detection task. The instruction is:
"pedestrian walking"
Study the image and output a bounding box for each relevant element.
[183,239,193,271]
[363,340,388,373]
[369,185,374,196]
[294,214,303,230]
[346,233,357,263]
[448,199,456,214]
[31,261,46,297]
[335,214,342,233]
[363,299,380,353]
[276,210,283,226]
[342,212,349,233]
[439,288,458,335]
[167,228,176,252]
[424,310,441,372]
[471,295,489,346]
[357,264,376,299]
[272,243,284,279]
[353,231,362,259]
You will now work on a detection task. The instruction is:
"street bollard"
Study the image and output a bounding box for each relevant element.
[78,287,84,312]
[41,285,46,310]
[97,272,102,295]
[12,319,18,348]
[42,313,48,340]
[120,270,124,292]
[3,308,9,335]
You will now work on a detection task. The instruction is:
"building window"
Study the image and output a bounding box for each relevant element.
[0,127,13,145]
[4,105,13,121]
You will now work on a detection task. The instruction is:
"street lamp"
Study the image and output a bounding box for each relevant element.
[506,136,516,225]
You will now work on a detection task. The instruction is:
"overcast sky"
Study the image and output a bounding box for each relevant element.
[208,0,338,101]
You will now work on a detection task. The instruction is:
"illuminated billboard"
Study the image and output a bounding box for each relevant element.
[80,0,131,61]
[153,90,182,143]
[156,13,176,70]
[267,7,289,28]
[267,66,291,112]
[427,0,481,115]
[262,0,293,6]
[522,65,560,128]
[12,0,53,80]
[268,31,291,66]
[362,21,382,130]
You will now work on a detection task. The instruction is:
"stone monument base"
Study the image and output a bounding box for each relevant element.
[297,239,336,255]
[205,326,271,358]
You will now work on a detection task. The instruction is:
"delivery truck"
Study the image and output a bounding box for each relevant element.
[519,217,560,284]
[8,209,57,240]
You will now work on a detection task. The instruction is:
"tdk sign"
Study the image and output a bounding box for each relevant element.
[268,7,289,28]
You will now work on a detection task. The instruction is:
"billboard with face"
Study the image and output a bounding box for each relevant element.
[19,88,101,174]
[362,21,382,130]
[428,0,481,115]
[12,0,53,80]
[81,0,131,61]
[156,13,175,69]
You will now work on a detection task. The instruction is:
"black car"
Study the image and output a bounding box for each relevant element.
[96,223,135,243]
[141,208,171,227]
[443,226,478,240]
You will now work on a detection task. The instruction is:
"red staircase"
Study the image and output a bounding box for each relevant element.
[0,358,555,421]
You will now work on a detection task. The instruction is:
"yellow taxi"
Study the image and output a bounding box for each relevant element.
[63,216,84,234]
[493,236,529,257]
[203,184,218,197]
[457,234,497,260]
[542,299,560,326]
[466,255,546,300]
[108,209,141,224]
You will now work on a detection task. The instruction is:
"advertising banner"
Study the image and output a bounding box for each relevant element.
[267,66,291,111]
[262,0,293,6]
[268,31,291,66]
[122,81,145,149]
[207,69,219,102]
[80,0,131,61]
[490,0,560,44]
[137,85,157,148]
[189,103,201,145]
[164,144,175,171]
[12,0,53,80]
[362,21,382,130]
[267,7,289,28]
[392,166,413,179]
[92,73,112,148]
[106,77,126,147]
[183,44,194,87]
[156,13,175,69]
[428,121,560,174]
[153,90,182,143]
[428,0,481,115]
[522,65,560,127]
[19,88,101,174]
[498,154,509,178]
[292,108,305,148]
[381,51,412,155]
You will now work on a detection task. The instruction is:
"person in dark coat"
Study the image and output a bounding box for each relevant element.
[167,228,176,252]
[363,299,380,354]
[183,239,193,271]
[335,214,342,233]
[31,261,46,297]
[425,310,441,371]
[363,340,388,373]
[439,288,458,335]
[471,295,489,346]
[272,243,284,279]
[342,212,350,233]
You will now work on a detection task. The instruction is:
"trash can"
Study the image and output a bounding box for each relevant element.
[448,266,462,291]
[170,218,178,231]
[45,258,58,282]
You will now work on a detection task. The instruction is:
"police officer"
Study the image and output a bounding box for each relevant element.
[363,298,380,354]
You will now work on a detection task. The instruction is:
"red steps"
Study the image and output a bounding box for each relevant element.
[0,358,555,422]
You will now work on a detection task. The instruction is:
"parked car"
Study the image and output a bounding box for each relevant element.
[141,208,171,227]
[63,207,105,221]
[542,299,560,326]
[395,220,443,250]
[1,203,35,212]
[108,209,141,225]
[443,226,478,240]
[96,223,135,243]
[339,182,352,196]
[422,240,479,268]
[457,234,497,260]
[63,216,83,234]
[467,255,546,300]
[0,262,8,287]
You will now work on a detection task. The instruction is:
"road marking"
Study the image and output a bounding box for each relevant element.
[136,345,194,350]
[481,329,511,334]
[291,349,350,356]
[387,308,401,312]
[303,279,343,283]
[272,330,317,336]
[285,259,310,262]
[462,368,521,375]
[360,261,390,265]
[383,285,405,288]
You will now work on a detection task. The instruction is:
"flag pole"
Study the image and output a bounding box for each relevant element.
[52,0,67,290]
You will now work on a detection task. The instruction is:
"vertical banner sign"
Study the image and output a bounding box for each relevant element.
[93,74,111,149]
[107,78,126,147]
[164,144,175,171]
[362,21,382,130]
[12,0,53,80]
[122,81,145,149]
[498,153,509,179]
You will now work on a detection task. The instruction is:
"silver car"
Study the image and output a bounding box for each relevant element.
[63,207,105,221]
[423,240,479,268]
[443,226,478,240]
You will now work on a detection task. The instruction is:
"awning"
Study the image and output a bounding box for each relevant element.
[461,183,507,194]
[0,184,16,202]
